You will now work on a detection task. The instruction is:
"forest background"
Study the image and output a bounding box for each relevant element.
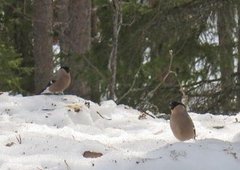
[0,0,240,115]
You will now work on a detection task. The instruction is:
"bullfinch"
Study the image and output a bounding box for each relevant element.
[41,66,71,94]
[169,101,196,141]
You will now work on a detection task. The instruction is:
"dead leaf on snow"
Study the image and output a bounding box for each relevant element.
[6,142,15,147]
[83,151,103,158]
[138,113,147,120]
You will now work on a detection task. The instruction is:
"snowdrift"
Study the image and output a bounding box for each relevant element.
[0,93,239,170]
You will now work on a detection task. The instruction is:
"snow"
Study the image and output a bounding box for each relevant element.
[0,93,240,170]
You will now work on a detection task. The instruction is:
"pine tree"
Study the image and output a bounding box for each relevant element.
[33,0,54,93]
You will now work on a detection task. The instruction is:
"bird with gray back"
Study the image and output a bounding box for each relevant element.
[41,66,71,95]
[169,101,196,141]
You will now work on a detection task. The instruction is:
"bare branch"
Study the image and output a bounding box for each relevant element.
[145,50,176,100]
[117,66,142,103]
[64,160,71,170]
[16,134,22,144]
[96,111,112,120]
[108,0,122,100]
[138,50,189,112]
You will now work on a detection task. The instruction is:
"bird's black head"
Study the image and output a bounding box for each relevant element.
[61,66,70,73]
[169,101,185,110]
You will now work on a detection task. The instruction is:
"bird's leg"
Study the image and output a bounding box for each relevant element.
[42,93,53,95]
[54,92,64,95]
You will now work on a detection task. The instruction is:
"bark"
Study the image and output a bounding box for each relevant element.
[57,0,91,98]
[33,0,53,93]
[67,0,91,54]
[91,4,99,39]
[237,5,240,106]
[148,0,158,8]
[217,4,234,112]
[108,0,122,100]
[54,0,69,55]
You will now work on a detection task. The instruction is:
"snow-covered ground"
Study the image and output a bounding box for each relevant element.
[0,93,239,170]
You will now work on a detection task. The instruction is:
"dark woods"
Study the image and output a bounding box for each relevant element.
[0,0,240,115]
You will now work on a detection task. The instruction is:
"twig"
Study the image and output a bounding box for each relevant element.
[145,50,176,100]
[138,50,188,112]
[117,65,142,103]
[121,15,136,26]
[96,111,112,120]
[64,160,71,170]
[139,111,156,119]
[143,111,156,119]
[16,134,22,144]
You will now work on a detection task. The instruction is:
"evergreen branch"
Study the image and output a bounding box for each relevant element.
[139,50,188,109]
[145,50,176,100]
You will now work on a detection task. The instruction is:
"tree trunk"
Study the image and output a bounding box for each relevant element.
[237,5,240,107]
[54,0,69,56]
[148,0,158,8]
[108,0,122,100]
[59,0,92,98]
[91,3,99,39]
[68,0,92,98]
[67,0,91,55]
[33,0,53,93]
[217,4,234,112]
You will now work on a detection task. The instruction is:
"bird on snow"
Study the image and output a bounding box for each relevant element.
[40,66,71,95]
[169,101,196,141]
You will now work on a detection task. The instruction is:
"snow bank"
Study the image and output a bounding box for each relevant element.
[0,93,239,170]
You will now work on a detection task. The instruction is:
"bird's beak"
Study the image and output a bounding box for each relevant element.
[169,101,174,110]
